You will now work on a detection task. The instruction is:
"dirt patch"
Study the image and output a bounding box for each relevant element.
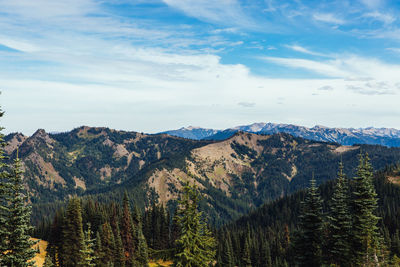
[147,168,204,204]
[103,138,114,147]
[99,166,112,180]
[387,176,400,185]
[139,160,146,169]
[333,145,360,154]
[282,165,298,182]
[27,153,66,188]
[73,177,86,190]
[113,144,129,158]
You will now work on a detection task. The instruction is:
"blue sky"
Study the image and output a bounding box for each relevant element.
[1,0,400,135]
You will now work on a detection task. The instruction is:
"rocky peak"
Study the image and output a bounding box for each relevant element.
[29,129,54,145]
[4,132,28,154]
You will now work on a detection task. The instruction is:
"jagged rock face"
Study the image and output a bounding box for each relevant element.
[5,127,400,224]
[162,122,400,147]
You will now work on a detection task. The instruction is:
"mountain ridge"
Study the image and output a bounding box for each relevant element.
[162,122,400,147]
[6,126,400,225]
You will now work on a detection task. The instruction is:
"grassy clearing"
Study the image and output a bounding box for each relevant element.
[31,238,48,267]
[148,260,173,266]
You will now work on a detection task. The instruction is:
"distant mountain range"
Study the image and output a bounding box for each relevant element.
[5,126,400,225]
[161,123,400,147]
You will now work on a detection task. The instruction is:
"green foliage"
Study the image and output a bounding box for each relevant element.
[43,253,55,267]
[294,176,324,267]
[62,198,85,266]
[217,159,400,266]
[174,182,216,267]
[351,153,382,265]
[2,155,37,267]
[325,162,352,266]
[0,109,11,262]
[79,223,97,267]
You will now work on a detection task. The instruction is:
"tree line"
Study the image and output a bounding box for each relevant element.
[216,155,400,266]
[39,183,215,267]
[0,109,37,266]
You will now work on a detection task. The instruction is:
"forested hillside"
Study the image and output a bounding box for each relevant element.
[216,164,400,266]
[34,157,400,266]
[6,127,400,226]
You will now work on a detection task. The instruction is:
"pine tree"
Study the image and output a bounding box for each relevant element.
[135,219,149,266]
[94,231,104,267]
[79,223,97,267]
[43,253,55,267]
[174,182,216,267]
[0,107,10,265]
[221,234,234,267]
[113,224,125,267]
[100,221,116,265]
[261,240,272,267]
[241,233,252,267]
[351,153,381,266]
[121,191,135,265]
[62,197,85,267]
[326,162,352,266]
[294,176,324,267]
[3,155,37,267]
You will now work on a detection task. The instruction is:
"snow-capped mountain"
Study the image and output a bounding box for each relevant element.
[161,123,400,147]
[160,126,219,140]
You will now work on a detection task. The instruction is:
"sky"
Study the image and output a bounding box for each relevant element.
[1,0,400,135]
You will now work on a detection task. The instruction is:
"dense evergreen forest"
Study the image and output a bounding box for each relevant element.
[31,154,400,266]
[216,160,400,266]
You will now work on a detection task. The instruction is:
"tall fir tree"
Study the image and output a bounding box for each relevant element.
[43,253,55,267]
[221,233,234,267]
[79,223,97,267]
[135,219,149,266]
[121,191,135,265]
[351,153,382,266]
[294,176,324,267]
[100,221,116,265]
[325,162,352,266]
[0,107,10,265]
[2,154,37,267]
[241,233,252,267]
[174,182,216,267]
[62,197,85,267]
[113,224,126,267]
[261,240,272,267]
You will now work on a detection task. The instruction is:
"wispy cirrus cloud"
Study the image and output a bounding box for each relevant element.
[363,12,396,24]
[162,0,254,27]
[313,13,346,25]
[285,45,328,57]
[1,0,400,134]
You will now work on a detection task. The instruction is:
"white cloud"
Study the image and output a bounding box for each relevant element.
[263,55,400,81]
[360,0,383,8]
[363,12,396,24]
[0,37,39,52]
[313,13,345,24]
[318,85,334,91]
[162,0,254,27]
[238,102,255,108]
[285,45,327,57]
[1,0,400,134]
[263,57,349,77]
[386,47,400,53]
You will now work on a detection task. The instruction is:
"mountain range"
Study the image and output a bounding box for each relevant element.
[162,122,400,147]
[5,126,400,225]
